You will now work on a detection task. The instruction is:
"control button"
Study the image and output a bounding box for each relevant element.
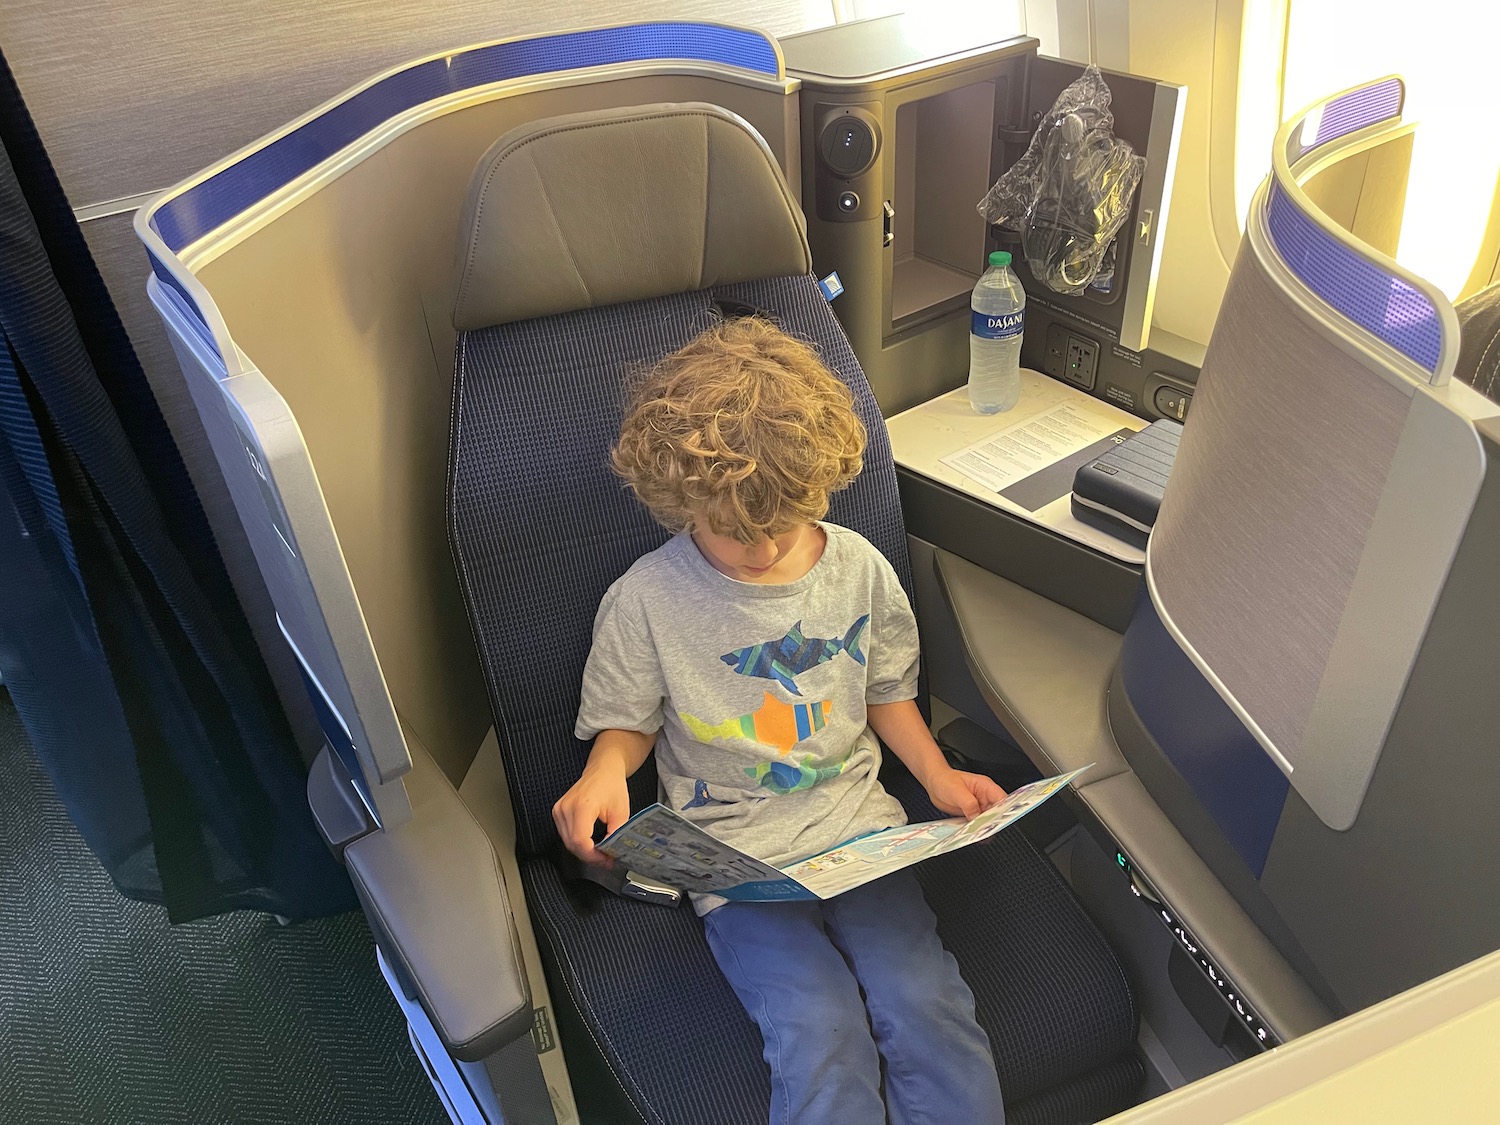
[837,190,860,213]
[820,116,877,177]
[1154,385,1191,420]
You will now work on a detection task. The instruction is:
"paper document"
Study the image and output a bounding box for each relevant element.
[598,768,1088,902]
[940,401,1125,493]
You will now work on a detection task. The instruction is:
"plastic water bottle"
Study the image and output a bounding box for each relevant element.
[968,250,1025,413]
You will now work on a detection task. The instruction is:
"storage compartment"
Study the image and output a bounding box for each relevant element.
[786,15,1034,414]
[891,81,995,326]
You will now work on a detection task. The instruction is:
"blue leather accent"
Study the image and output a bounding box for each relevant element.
[150,23,781,253]
[147,250,222,357]
[1119,590,1289,876]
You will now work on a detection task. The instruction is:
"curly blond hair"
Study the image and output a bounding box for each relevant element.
[612,317,865,544]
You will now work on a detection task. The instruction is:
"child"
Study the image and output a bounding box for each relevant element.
[554,317,1007,1125]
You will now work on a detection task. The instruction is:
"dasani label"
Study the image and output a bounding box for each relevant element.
[971,309,1024,340]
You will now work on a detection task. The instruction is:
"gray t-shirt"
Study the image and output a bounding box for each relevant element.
[575,523,917,909]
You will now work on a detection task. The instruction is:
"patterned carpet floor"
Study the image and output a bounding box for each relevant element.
[0,689,447,1125]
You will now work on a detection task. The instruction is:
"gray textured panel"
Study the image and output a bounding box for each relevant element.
[1291,387,1483,827]
[1260,427,1500,1012]
[1149,252,1409,763]
[5,0,824,207]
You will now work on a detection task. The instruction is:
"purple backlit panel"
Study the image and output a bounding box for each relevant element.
[1265,180,1440,372]
[1301,78,1403,155]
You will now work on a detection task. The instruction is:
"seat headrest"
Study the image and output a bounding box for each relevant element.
[452,103,813,332]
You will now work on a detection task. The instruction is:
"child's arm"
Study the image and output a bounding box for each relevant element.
[553,728,657,865]
[868,700,1007,819]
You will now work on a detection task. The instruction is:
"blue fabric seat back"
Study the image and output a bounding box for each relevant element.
[449,275,912,857]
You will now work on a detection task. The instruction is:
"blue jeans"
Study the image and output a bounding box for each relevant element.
[702,872,1005,1125]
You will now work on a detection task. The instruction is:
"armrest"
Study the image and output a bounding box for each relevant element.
[344,740,531,1061]
[1076,774,1333,1041]
[935,546,1334,1042]
[934,548,1130,782]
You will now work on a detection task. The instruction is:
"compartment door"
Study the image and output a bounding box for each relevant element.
[1010,58,1184,353]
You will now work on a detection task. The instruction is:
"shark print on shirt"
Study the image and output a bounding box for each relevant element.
[719,616,868,696]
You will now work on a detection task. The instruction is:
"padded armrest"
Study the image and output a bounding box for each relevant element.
[1075,775,1332,1040]
[934,547,1334,1042]
[344,740,532,1062]
[934,548,1129,783]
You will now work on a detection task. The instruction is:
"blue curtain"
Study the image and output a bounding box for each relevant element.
[0,46,353,923]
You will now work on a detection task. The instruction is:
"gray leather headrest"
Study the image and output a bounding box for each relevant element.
[452,103,812,332]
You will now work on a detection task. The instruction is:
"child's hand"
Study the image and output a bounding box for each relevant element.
[924,767,1007,820]
[552,764,632,867]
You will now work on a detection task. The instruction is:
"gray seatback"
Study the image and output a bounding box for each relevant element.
[1117,77,1500,1011]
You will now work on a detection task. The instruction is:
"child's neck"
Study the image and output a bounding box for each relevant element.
[691,522,827,585]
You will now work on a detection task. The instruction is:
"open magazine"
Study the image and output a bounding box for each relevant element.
[598,767,1088,901]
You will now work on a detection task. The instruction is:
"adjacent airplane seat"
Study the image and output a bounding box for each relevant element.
[446,102,1143,1124]
[1112,79,1500,1020]
[1455,280,1500,401]
[936,77,1500,1057]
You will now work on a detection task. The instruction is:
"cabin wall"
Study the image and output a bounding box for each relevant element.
[1121,0,1237,350]
[0,0,828,776]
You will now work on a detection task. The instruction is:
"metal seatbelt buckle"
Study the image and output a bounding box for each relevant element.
[619,872,683,908]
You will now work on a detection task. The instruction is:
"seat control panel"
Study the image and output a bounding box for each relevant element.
[1143,371,1194,422]
[1153,385,1191,420]
[1113,848,1279,1051]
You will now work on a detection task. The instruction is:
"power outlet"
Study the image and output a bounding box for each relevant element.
[1041,325,1100,390]
[1042,324,1069,381]
[1064,335,1099,390]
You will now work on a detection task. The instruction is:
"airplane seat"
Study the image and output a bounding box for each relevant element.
[445,102,1145,1124]
[1113,78,1500,1020]
[1455,280,1500,400]
[936,76,1500,1058]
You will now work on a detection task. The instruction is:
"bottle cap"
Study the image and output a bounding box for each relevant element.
[988,250,1012,268]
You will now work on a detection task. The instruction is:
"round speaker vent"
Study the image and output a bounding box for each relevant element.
[819,116,876,178]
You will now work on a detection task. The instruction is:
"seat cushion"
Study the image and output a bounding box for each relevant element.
[890,769,1142,1111]
[523,768,1140,1125]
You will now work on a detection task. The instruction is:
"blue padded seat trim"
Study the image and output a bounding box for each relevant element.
[150,23,783,254]
[1118,591,1289,877]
